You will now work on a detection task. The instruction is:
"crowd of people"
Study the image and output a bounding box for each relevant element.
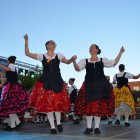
[0,34,140,135]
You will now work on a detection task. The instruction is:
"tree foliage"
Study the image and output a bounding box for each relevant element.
[19,74,40,91]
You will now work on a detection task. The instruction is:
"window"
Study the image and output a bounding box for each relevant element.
[133,86,140,91]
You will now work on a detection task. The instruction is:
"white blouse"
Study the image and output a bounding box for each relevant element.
[68,84,77,95]
[113,72,134,83]
[77,58,115,71]
[8,64,16,72]
[37,52,66,62]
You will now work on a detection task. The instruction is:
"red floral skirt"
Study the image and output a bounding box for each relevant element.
[29,81,70,113]
[75,83,114,116]
[0,83,29,117]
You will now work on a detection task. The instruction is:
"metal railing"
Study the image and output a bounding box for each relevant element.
[0,56,42,73]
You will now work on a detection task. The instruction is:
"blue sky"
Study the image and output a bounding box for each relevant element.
[0,0,140,88]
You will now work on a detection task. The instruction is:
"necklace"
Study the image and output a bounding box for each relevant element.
[90,57,98,62]
[46,53,55,63]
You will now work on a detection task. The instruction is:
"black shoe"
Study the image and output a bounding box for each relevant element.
[94,128,101,134]
[57,124,63,132]
[50,129,57,134]
[108,121,112,125]
[125,122,130,127]
[45,121,49,124]
[69,115,73,120]
[16,123,22,129]
[84,128,93,134]
[4,126,15,131]
[2,122,8,126]
[73,119,80,125]
[115,119,120,125]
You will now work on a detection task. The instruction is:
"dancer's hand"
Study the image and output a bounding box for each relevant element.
[120,46,125,53]
[24,34,28,41]
[72,55,77,61]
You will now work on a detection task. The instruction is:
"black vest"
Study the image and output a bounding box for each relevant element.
[85,58,110,101]
[6,69,18,85]
[116,72,128,88]
[40,55,64,93]
[70,86,77,104]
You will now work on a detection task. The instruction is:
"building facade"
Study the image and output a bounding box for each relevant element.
[129,81,140,91]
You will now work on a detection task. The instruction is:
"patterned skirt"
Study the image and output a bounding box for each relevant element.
[75,83,114,116]
[113,86,135,114]
[0,82,29,117]
[29,81,70,113]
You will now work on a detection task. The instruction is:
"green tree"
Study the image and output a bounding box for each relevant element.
[19,74,40,91]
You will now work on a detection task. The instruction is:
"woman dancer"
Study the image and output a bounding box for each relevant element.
[0,56,29,131]
[72,44,124,134]
[24,34,75,134]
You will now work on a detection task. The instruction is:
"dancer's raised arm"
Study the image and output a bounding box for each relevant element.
[113,47,125,66]
[24,34,38,59]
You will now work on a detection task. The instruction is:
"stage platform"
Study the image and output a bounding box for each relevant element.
[0,119,140,140]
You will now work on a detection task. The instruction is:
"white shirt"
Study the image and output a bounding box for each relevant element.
[68,84,77,95]
[8,64,16,72]
[37,52,65,62]
[113,72,134,83]
[77,58,115,71]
